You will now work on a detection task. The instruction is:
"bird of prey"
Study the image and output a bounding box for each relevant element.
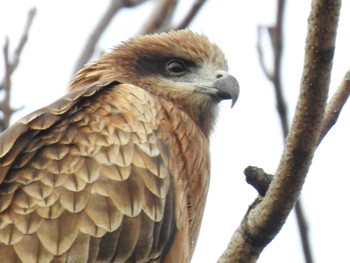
[0,30,239,262]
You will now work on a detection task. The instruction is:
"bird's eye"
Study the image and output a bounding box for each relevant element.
[166,59,187,75]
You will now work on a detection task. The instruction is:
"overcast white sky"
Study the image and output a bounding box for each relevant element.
[1,1,350,262]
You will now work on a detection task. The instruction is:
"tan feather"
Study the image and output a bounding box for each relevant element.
[0,30,237,262]
[36,211,80,255]
[84,194,123,232]
[80,212,108,238]
[0,224,23,245]
[36,200,64,219]
[11,211,43,234]
[59,187,89,213]
[13,235,54,263]
[75,159,100,183]
[0,193,15,212]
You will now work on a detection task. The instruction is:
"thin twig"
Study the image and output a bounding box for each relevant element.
[73,0,149,74]
[11,8,37,72]
[2,37,10,85]
[257,0,288,137]
[140,0,178,34]
[175,0,208,30]
[123,0,150,7]
[318,70,350,144]
[257,0,288,135]
[257,26,273,81]
[0,7,36,131]
[218,0,341,261]
[294,201,313,263]
[1,8,36,84]
[141,0,208,34]
[271,0,289,137]
[72,0,124,73]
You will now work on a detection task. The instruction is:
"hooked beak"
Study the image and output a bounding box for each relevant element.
[213,70,240,108]
[195,70,240,108]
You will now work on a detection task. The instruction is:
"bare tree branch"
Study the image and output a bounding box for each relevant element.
[257,0,315,261]
[123,0,150,7]
[140,0,178,34]
[175,0,208,30]
[72,0,124,73]
[276,0,314,261]
[1,8,36,86]
[318,70,350,144]
[141,0,208,34]
[244,166,273,196]
[294,201,313,263]
[0,7,36,131]
[257,0,288,137]
[270,0,289,137]
[218,0,341,261]
[73,0,149,74]
[257,26,273,81]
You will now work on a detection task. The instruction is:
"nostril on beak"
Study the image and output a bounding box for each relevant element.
[215,70,227,79]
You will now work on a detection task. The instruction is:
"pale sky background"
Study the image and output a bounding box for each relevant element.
[1,1,350,262]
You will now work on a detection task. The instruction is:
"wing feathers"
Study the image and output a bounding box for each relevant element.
[59,187,89,213]
[101,164,131,181]
[143,187,165,222]
[112,215,141,262]
[36,211,80,255]
[22,181,53,200]
[0,124,28,159]
[0,83,108,173]
[135,166,170,198]
[0,82,209,262]
[36,200,64,219]
[75,158,100,183]
[11,210,43,234]
[13,234,54,263]
[80,213,108,238]
[101,176,143,217]
[84,194,123,232]
[0,224,23,245]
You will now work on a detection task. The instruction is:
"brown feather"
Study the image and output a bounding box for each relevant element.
[0,30,234,262]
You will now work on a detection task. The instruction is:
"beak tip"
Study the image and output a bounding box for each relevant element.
[215,73,240,108]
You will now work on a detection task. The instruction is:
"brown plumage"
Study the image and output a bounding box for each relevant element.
[0,30,239,262]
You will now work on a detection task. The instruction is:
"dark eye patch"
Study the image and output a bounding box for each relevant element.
[134,54,196,77]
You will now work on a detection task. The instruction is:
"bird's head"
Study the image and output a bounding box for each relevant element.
[70,30,239,136]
